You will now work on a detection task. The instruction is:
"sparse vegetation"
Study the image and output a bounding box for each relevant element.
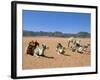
[23,30,90,38]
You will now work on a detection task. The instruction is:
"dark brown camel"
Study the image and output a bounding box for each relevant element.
[26,40,39,56]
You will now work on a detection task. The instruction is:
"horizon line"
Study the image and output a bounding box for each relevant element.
[23,30,90,34]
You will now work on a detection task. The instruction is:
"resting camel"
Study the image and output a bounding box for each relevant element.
[67,37,76,48]
[34,44,49,57]
[70,40,90,54]
[56,43,66,54]
[26,40,39,56]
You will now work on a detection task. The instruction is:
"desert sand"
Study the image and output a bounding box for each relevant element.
[22,37,91,69]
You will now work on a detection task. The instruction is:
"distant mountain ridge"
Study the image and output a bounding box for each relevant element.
[23,30,90,38]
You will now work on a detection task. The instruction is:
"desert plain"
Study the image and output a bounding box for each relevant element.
[22,37,91,69]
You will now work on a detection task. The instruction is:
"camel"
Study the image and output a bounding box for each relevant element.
[56,43,66,54]
[34,44,49,57]
[26,40,39,56]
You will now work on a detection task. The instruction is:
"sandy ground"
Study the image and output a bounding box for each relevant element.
[22,37,91,70]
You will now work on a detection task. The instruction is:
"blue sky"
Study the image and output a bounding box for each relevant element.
[23,10,91,33]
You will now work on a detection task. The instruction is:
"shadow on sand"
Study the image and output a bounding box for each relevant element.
[61,53,71,56]
[60,51,71,56]
[40,55,54,59]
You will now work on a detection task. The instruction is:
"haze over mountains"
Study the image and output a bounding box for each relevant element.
[23,30,90,38]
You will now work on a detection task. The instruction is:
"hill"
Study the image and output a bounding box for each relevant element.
[23,30,90,38]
